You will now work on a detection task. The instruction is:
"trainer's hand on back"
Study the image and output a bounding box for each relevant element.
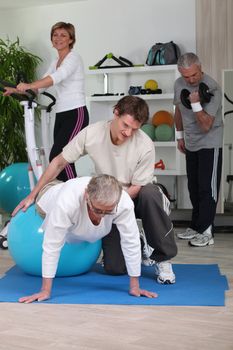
[11,195,35,217]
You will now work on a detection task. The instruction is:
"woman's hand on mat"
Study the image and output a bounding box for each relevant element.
[12,195,35,216]
[129,287,158,298]
[18,291,50,303]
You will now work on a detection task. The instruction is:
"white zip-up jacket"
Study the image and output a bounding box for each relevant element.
[45,51,86,112]
[37,177,141,278]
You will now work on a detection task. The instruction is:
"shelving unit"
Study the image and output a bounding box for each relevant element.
[86,65,186,179]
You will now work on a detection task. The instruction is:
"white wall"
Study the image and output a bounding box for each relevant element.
[0,0,196,203]
[0,0,196,79]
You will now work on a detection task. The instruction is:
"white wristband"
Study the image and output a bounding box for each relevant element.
[191,102,202,113]
[175,130,184,140]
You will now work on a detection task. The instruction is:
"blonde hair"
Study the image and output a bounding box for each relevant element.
[51,22,76,49]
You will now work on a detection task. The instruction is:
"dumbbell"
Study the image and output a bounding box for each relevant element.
[180,82,214,109]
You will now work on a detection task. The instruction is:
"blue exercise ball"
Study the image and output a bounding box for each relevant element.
[0,163,31,213]
[7,205,102,277]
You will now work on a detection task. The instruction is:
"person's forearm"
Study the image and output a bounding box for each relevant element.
[174,106,184,133]
[41,277,53,295]
[17,76,53,93]
[30,76,53,90]
[129,276,140,291]
[12,154,68,216]
[189,92,214,132]
[30,155,67,200]
[194,109,214,132]
[127,185,141,199]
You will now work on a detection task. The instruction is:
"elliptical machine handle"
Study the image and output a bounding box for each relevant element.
[41,91,56,112]
[0,79,16,88]
[0,79,37,106]
[0,82,29,102]
[25,89,37,109]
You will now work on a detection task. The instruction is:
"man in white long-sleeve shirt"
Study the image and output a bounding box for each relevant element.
[19,174,157,303]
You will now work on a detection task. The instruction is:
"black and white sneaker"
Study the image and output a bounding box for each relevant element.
[155,261,176,284]
[177,227,198,240]
[189,233,214,247]
[0,221,9,250]
[189,225,214,247]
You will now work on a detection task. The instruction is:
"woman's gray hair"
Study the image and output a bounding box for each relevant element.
[87,174,122,206]
[177,52,201,69]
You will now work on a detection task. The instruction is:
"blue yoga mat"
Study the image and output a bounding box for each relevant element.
[0,264,228,306]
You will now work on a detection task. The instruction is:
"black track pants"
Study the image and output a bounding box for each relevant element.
[49,106,89,182]
[102,183,177,275]
[186,148,222,233]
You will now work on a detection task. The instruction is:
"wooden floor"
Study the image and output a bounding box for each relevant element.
[0,230,233,350]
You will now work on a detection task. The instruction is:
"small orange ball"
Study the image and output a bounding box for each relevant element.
[152,110,174,127]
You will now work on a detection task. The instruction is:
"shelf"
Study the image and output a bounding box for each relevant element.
[154,169,186,176]
[87,65,178,75]
[154,169,179,176]
[87,96,123,102]
[87,65,186,178]
[87,93,174,102]
[154,141,176,147]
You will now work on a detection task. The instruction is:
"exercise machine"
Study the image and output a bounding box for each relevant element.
[0,79,56,249]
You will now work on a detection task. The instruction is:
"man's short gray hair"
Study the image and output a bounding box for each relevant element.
[87,174,122,206]
[177,52,201,69]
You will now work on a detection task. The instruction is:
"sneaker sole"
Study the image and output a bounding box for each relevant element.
[177,234,197,240]
[188,238,214,247]
[157,277,176,284]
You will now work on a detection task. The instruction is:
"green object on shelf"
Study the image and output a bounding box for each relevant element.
[141,124,155,141]
[155,124,174,141]
[89,53,136,70]
[89,63,145,70]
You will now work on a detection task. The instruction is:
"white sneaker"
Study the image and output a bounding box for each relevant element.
[0,221,9,250]
[189,233,214,247]
[0,235,8,249]
[177,227,198,240]
[155,261,176,284]
[0,221,9,238]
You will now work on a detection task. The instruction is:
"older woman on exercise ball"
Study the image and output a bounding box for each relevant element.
[4,22,89,182]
